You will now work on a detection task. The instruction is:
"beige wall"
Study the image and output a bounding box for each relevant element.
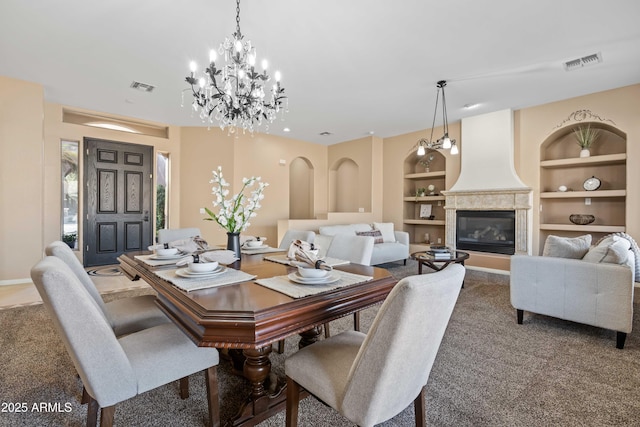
[0,77,44,282]
[2,72,638,281]
[179,127,328,247]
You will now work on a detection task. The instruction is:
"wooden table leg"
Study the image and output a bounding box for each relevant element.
[227,344,286,427]
[299,326,322,349]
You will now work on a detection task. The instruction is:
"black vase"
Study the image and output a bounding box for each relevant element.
[226,232,241,260]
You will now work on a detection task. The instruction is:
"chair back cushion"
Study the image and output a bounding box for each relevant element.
[325,234,375,265]
[45,241,107,315]
[278,229,315,249]
[341,264,465,426]
[157,227,201,244]
[31,257,137,406]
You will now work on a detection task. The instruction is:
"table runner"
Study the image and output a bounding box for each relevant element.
[154,268,256,292]
[255,269,373,299]
[264,254,351,267]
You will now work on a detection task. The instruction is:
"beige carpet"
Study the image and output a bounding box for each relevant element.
[1,263,639,426]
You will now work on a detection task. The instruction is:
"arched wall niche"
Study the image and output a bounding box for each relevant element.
[540,121,626,160]
[289,156,315,219]
[329,157,359,212]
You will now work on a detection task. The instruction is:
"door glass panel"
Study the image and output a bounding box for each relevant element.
[156,152,169,237]
[61,140,79,250]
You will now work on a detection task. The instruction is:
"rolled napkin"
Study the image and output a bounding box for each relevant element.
[288,240,332,271]
[148,236,209,254]
[176,250,238,267]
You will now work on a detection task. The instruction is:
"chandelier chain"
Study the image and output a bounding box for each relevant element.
[235,0,241,36]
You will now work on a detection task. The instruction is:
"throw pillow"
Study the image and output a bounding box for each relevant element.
[582,235,631,265]
[542,234,592,259]
[373,222,396,243]
[356,230,384,244]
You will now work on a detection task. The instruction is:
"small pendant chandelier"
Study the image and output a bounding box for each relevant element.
[417,80,458,156]
[184,0,288,134]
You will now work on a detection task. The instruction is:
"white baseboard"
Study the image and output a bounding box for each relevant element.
[0,278,33,286]
[465,265,510,276]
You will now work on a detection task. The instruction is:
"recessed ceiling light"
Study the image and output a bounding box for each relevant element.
[368,131,375,135]
[463,103,480,109]
[283,127,290,132]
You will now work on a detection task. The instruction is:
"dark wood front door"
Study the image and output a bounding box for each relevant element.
[83,138,153,266]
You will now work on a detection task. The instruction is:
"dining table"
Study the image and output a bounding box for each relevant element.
[118,250,397,427]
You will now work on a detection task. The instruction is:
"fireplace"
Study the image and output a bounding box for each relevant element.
[456,210,515,255]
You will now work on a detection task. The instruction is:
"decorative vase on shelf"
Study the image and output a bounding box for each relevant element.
[579,148,590,158]
[227,232,241,259]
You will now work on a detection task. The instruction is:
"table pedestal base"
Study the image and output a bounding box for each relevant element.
[225,327,322,426]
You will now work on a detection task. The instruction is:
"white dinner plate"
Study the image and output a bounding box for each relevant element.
[150,253,187,260]
[176,266,227,278]
[287,272,339,285]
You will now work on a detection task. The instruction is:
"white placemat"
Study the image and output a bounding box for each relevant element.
[154,268,256,292]
[241,246,285,255]
[263,254,351,267]
[255,270,372,299]
[135,254,191,267]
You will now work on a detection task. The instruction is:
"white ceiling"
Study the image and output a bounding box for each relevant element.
[1,0,639,145]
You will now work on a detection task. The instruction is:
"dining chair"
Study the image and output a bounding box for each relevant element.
[157,227,202,244]
[46,241,170,337]
[31,256,220,427]
[285,264,465,427]
[323,234,376,338]
[278,229,315,249]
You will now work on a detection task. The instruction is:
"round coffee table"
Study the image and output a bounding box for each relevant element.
[411,250,470,275]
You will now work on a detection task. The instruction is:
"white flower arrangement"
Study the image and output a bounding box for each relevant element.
[204,166,269,233]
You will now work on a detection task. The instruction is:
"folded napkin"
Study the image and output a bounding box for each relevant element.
[288,239,332,271]
[148,236,209,254]
[176,250,238,267]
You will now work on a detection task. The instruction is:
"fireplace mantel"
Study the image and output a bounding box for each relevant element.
[443,188,533,255]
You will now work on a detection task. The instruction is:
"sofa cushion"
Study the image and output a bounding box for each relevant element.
[582,236,631,265]
[542,234,592,259]
[373,222,396,243]
[319,223,372,236]
[356,230,384,244]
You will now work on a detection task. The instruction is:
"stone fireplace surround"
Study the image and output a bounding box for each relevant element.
[443,189,532,255]
[442,109,533,256]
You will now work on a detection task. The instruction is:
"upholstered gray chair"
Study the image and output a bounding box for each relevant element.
[278,229,315,249]
[31,256,220,427]
[157,227,202,244]
[323,234,376,337]
[285,264,465,427]
[46,241,169,336]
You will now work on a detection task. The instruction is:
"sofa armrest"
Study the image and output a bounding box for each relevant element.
[394,231,410,247]
[510,255,634,333]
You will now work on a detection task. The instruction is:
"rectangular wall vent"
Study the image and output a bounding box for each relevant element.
[563,52,602,71]
[130,81,156,92]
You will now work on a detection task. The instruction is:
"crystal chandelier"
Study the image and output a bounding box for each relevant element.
[417,80,458,156]
[184,0,287,134]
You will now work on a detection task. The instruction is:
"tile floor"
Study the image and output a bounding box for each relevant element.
[0,265,151,310]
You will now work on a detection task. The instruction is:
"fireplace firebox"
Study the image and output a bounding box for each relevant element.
[456,210,516,255]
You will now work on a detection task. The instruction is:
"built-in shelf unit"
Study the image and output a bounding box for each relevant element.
[403,151,447,246]
[539,122,627,248]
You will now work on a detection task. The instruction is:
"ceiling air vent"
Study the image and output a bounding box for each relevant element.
[130,81,155,92]
[563,52,602,71]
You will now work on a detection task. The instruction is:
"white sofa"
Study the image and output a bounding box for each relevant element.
[510,237,636,349]
[318,223,409,266]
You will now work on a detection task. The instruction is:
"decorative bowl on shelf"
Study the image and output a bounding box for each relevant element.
[569,214,595,225]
